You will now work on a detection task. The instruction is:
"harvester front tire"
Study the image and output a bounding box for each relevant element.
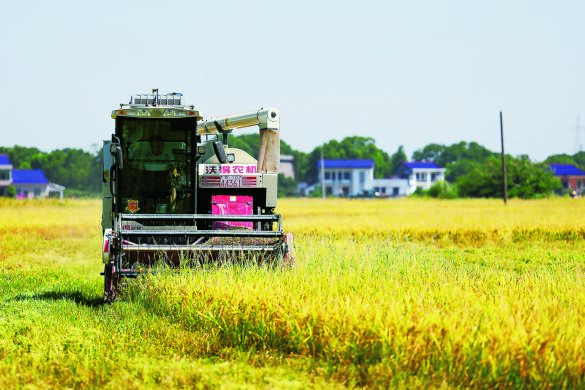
[103,263,118,303]
[282,232,295,267]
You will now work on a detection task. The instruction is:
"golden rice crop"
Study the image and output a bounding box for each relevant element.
[0,197,584,388]
[281,198,585,244]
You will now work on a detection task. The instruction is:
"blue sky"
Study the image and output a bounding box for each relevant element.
[0,0,583,160]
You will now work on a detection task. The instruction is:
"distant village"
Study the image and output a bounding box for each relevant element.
[290,158,446,197]
[280,155,584,198]
[1,149,584,199]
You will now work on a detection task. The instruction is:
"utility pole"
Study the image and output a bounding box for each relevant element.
[500,111,508,205]
[320,148,325,199]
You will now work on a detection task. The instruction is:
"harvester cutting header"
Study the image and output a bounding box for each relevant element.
[102,90,294,301]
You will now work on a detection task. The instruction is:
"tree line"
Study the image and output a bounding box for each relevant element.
[410,142,565,199]
[1,135,579,198]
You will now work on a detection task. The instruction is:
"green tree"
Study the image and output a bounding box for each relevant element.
[30,148,101,195]
[411,143,445,163]
[227,133,260,157]
[572,151,585,168]
[427,181,459,199]
[412,141,496,182]
[456,157,501,198]
[390,145,407,174]
[412,141,494,167]
[6,185,16,198]
[0,145,42,168]
[544,153,577,166]
[446,159,482,182]
[456,155,561,199]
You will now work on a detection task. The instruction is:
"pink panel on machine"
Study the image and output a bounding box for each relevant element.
[211,195,253,230]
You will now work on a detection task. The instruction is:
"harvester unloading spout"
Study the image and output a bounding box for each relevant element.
[197,108,281,173]
[101,94,294,302]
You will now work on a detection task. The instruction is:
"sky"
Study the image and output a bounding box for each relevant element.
[0,0,584,161]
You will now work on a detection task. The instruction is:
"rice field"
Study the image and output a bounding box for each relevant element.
[0,198,584,388]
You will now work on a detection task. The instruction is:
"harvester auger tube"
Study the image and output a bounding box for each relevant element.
[101,93,295,301]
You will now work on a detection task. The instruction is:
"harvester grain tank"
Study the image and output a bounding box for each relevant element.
[102,91,294,301]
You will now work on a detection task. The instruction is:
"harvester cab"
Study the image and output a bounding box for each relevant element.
[102,91,294,301]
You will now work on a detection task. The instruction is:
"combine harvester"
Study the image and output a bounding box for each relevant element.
[102,90,294,301]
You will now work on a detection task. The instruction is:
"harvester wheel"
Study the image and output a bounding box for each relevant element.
[103,263,118,303]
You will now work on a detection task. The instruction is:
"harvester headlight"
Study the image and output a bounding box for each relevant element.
[163,109,187,117]
[197,145,207,155]
[111,109,127,119]
[112,109,151,118]
[227,153,236,163]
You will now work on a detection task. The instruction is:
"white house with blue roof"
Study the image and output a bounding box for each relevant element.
[0,154,65,199]
[317,159,375,196]
[396,162,446,194]
[316,159,445,197]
